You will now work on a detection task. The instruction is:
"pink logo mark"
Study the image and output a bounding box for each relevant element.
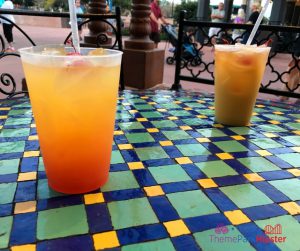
[264,224,282,235]
[215,224,229,234]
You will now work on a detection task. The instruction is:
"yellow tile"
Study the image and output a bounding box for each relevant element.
[84,193,105,205]
[287,168,300,177]
[18,172,37,181]
[184,107,193,111]
[93,231,120,250]
[196,115,207,119]
[255,150,273,156]
[163,220,191,237]
[118,144,133,150]
[256,104,265,108]
[147,128,159,133]
[269,120,280,125]
[273,111,284,115]
[148,102,157,105]
[14,201,36,214]
[168,116,178,120]
[157,108,167,112]
[117,97,124,100]
[296,119,300,123]
[30,124,36,128]
[231,135,245,140]
[196,137,211,143]
[252,112,258,116]
[209,106,215,110]
[144,185,165,197]
[213,123,224,128]
[197,178,218,188]
[173,101,182,104]
[129,110,138,114]
[216,153,234,160]
[243,173,265,182]
[224,210,251,225]
[28,135,38,141]
[263,133,278,138]
[163,95,171,98]
[0,115,7,119]
[159,141,173,146]
[128,162,144,170]
[279,202,300,215]
[11,244,36,251]
[0,125,2,130]
[180,126,192,131]
[293,130,300,135]
[141,96,149,99]
[114,130,124,135]
[175,157,192,164]
[23,151,40,157]
[292,147,300,153]
[0,107,10,110]
[136,118,148,122]
[122,102,131,106]
[197,100,206,103]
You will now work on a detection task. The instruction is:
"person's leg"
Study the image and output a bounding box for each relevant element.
[3,23,14,50]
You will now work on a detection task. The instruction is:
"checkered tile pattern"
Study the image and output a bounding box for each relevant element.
[0,91,299,251]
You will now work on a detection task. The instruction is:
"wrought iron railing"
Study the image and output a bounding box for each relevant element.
[171,10,300,99]
[0,8,123,99]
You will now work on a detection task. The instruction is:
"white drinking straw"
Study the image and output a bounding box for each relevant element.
[246,0,271,45]
[68,0,81,53]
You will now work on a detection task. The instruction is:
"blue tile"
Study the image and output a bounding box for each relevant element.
[171,235,201,251]
[185,213,231,233]
[132,142,160,148]
[0,137,27,142]
[37,235,94,251]
[15,181,36,202]
[121,150,140,162]
[29,128,37,135]
[117,224,168,245]
[110,163,129,172]
[237,223,280,251]
[114,135,129,144]
[173,139,199,145]
[268,147,295,155]
[239,141,261,151]
[181,164,207,180]
[265,156,293,169]
[37,195,82,211]
[149,196,180,222]
[38,172,47,179]
[260,170,294,181]
[190,155,219,163]
[144,158,175,167]
[253,181,290,203]
[223,160,252,174]
[209,136,232,142]
[161,181,199,194]
[20,157,38,172]
[24,140,40,151]
[243,204,287,221]
[295,215,300,223]
[132,169,157,187]
[205,188,238,211]
[0,203,12,217]
[151,133,168,142]
[86,203,113,233]
[202,143,224,153]
[0,173,17,183]
[9,212,37,245]
[213,175,249,186]
[103,188,144,202]
[0,153,23,161]
[163,146,183,158]
[186,131,202,138]
[231,151,260,158]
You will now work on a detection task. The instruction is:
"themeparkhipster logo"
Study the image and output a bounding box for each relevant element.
[210,224,287,244]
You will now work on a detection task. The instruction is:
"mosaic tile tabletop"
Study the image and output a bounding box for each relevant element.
[0,90,300,251]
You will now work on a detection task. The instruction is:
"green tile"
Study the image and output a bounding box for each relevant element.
[159,103,181,109]
[195,109,215,116]
[134,104,154,110]
[256,215,300,251]
[0,216,13,249]
[0,183,17,204]
[186,102,206,108]
[153,97,173,103]
[101,171,139,192]
[286,122,300,130]
[38,157,45,171]
[4,117,32,126]
[250,138,283,149]
[0,128,30,138]
[194,226,255,251]
[37,179,64,199]
[0,159,19,175]
[195,160,238,178]
[111,150,125,164]
[162,130,191,140]
[135,146,169,161]
[220,184,273,208]
[37,205,88,240]
[118,122,144,130]
[151,120,178,128]
[0,141,25,154]
[197,128,227,137]
[169,110,191,117]
[291,114,300,119]
[228,127,256,135]
[176,144,211,156]
[8,109,31,116]
[251,116,264,122]
[130,98,147,104]
[264,114,289,121]
[257,124,287,132]
[108,198,158,229]
[277,153,300,167]
[125,133,155,144]
[115,112,132,120]
[281,136,300,145]
[123,238,175,251]
[238,157,280,172]
[269,178,300,200]
[140,111,163,118]
[213,141,248,152]
[182,118,209,126]
[149,164,191,183]
[167,190,219,218]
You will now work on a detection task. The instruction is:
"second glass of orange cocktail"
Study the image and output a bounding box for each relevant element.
[19,45,122,194]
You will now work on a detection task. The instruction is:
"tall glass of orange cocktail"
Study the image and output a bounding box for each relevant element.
[214,44,270,126]
[19,45,122,194]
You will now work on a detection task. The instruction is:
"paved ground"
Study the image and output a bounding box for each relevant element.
[0,25,296,102]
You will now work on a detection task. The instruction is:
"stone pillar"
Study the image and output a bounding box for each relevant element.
[291,0,300,25]
[196,0,210,21]
[285,1,296,25]
[269,0,287,25]
[84,0,112,46]
[123,0,165,89]
[224,0,234,22]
